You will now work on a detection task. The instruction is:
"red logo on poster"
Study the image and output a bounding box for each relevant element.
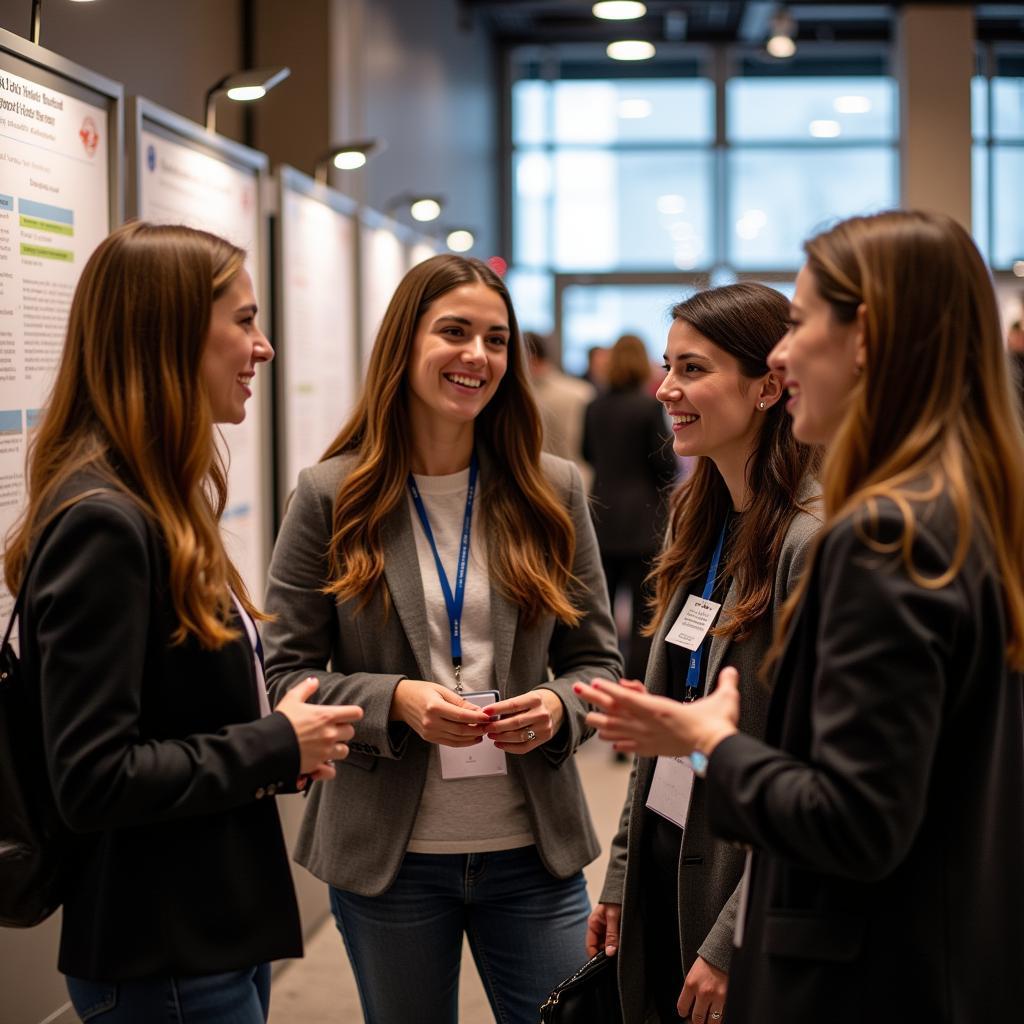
[79,116,99,158]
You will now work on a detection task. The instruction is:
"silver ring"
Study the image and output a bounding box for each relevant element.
[524,728,537,742]
[711,1013,722,1020]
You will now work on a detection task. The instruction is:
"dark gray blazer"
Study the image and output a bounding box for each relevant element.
[263,449,623,895]
[600,487,821,1024]
[709,492,1024,1022]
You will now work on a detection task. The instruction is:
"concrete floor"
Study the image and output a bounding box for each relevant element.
[268,739,632,1024]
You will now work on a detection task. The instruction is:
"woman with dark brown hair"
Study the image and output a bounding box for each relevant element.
[263,254,622,1024]
[583,333,678,681]
[578,211,1024,1020]
[5,221,361,1022]
[585,283,821,1024]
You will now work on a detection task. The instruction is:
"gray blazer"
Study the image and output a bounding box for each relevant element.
[599,487,821,1024]
[263,448,623,896]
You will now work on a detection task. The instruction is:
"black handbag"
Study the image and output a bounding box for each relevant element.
[0,514,73,928]
[539,950,623,1024]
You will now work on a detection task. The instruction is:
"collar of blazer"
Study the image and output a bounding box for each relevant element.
[381,443,520,692]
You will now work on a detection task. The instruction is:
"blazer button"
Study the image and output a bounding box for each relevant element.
[255,787,266,799]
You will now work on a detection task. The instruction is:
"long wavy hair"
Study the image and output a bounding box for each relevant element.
[5,221,260,648]
[768,210,1024,671]
[647,283,821,640]
[322,254,581,627]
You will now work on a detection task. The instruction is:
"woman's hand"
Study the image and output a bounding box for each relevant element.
[677,956,728,1024]
[276,678,364,773]
[572,668,741,758]
[586,902,621,958]
[389,679,490,747]
[481,688,564,754]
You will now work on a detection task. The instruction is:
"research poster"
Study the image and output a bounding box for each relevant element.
[0,40,117,624]
[360,218,407,367]
[278,170,358,507]
[134,105,269,598]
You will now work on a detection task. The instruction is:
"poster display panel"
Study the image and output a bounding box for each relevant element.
[0,28,121,623]
[408,237,441,269]
[276,166,358,507]
[128,98,270,599]
[359,212,408,367]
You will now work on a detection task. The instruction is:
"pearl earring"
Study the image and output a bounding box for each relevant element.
[758,401,766,410]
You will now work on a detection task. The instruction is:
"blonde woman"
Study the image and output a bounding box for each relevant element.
[577,211,1024,1021]
[6,222,361,1022]
[263,254,622,1024]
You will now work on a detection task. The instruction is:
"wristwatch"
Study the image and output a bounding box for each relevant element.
[687,749,709,778]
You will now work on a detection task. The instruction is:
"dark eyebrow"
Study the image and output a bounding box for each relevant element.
[671,351,710,362]
[236,304,258,317]
[433,314,510,332]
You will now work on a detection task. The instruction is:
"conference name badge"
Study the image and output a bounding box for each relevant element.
[665,595,722,652]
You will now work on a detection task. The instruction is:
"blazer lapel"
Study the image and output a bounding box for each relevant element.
[647,586,687,696]
[381,499,433,680]
[704,580,738,695]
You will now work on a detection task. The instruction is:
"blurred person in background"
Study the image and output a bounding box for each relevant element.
[583,344,611,391]
[524,330,595,491]
[583,334,677,683]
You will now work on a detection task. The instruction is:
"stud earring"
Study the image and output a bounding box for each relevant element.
[758,401,766,410]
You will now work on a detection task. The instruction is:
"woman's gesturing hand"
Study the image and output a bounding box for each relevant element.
[573,668,740,758]
[389,679,491,747]
[276,678,364,773]
[480,688,564,754]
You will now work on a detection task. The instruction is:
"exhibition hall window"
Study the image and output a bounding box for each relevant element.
[507,56,898,369]
[973,53,1024,270]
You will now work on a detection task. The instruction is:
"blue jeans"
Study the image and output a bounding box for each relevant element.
[65,964,270,1023]
[329,846,591,1024]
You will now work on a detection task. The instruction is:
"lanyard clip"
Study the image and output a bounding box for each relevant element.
[453,658,463,694]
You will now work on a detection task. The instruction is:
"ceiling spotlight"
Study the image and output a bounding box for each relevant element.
[592,1,646,20]
[410,198,442,222]
[204,66,290,133]
[766,9,797,59]
[314,140,383,184]
[446,229,475,253]
[607,40,656,61]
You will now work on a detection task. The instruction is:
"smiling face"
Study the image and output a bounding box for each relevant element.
[406,281,510,433]
[768,264,863,445]
[200,269,273,425]
[656,318,772,464]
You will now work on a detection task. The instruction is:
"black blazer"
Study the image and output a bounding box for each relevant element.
[21,479,303,980]
[707,491,1024,1021]
[582,387,676,556]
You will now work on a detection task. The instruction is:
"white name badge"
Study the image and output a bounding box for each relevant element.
[665,595,722,652]
[439,737,507,779]
[645,755,696,829]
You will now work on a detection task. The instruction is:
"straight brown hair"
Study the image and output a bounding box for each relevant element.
[768,210,1024,671]
[647,283,821,640]
[5,221,260,648]
[322,254,581,627]
[608,334,651,390]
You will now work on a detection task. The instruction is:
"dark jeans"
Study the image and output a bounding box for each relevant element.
[65,964,270,1023]
[329,845,591,1024]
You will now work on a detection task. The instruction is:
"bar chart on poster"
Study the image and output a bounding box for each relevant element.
[131,99,270,599]
[277,167,357,509]
[0,30,120,625]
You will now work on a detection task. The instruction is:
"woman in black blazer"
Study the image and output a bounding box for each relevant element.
[5,222,361,1023]
[577,210,1024,1021]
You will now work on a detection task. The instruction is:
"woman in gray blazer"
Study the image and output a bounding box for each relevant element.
[586,284,821,1024]
[579,212,1024,1021]
[263,254,622,1024]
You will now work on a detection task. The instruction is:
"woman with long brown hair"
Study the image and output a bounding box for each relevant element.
[263,254,622,1024]
[585,283,821,1024]
[5,221,361,1022]
[577,210,1024,1020]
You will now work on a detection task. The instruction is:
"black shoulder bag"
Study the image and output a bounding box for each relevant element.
[0,515,73,928]
[539,950,623,1024]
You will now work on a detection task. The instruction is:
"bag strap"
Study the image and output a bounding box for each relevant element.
[3,488,110,648]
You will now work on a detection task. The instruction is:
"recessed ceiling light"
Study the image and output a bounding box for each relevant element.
[593,2,647,20]
[607,40,655,61]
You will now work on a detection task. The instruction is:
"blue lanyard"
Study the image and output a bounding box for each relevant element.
[407,453,478,691]
[683,519,728,703]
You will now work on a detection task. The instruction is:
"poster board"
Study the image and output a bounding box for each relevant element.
[127,96,271,600]
[275,165,358,511]
[408,235,442,269]
[359,208,411,368]
[0,27,122,624]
